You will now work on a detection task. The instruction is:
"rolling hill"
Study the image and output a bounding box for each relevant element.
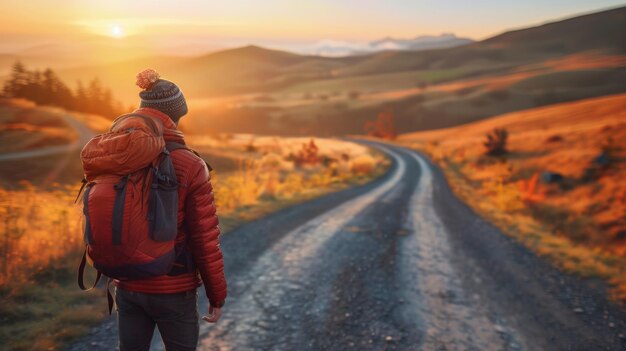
[397,92,626,300]
[4,6,625,135]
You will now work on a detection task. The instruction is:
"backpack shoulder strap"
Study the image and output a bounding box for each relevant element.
[165,142,213,172]
[165,141,188,152]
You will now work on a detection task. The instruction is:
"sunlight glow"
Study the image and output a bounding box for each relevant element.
[110,24,124,38]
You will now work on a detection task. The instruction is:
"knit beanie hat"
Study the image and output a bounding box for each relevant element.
[136,69,188,123]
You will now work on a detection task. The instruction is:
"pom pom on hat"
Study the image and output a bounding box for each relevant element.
[137,70,188,122]
[136,69,160,90]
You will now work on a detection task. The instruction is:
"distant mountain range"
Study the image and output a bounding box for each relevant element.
[0,32,473,74]
[309,33,474,56]
[49,6,625,103]
[372,33,474,51]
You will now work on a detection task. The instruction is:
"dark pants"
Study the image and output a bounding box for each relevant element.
[116,287,199,351]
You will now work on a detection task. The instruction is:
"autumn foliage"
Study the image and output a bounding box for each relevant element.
[364,111,396,140]
[291,139,320,166]
[517,172,546,203]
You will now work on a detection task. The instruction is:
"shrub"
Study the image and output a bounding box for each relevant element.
[291,139,320,167]
[245,138,257,153]
[545,134,563,143]
[364,111,397,140]
[351,154,375,175]
[483,128,508,156]
[348,91,361,100]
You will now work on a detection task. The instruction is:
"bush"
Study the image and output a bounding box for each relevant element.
[364,111,397,140]
[348,91,361,100]
[483,128,508,156]
[351,155,375,175]
[291,139,320,167]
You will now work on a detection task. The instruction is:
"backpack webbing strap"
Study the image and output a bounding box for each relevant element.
[83,184,93,244]
[74,178,88,204]
[112,176,129,246]
[165,142,188,152]
[77,248,102,291]
[165,142,213,172]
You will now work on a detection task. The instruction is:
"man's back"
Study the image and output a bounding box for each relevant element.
[105,69,226,351]
[113,107,227,306]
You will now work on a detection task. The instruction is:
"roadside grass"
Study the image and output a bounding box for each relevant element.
[394,94,626,303]
[437,156,626,297]
[218,163,388,234]
[0,266,103,351]
[0,143,390,351]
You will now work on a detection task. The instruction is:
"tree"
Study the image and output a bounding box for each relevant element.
[101,88,115,116]
[25,69,44,102]
[1,61,123,118]
[86,78,104,114]
[3,61,29,98]
[74,80,87,111]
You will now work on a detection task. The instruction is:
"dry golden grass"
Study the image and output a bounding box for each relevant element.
[350,154,376,175]
[399,93,626,301]
[0,143,386,285]
[212,139,387,212]
[0,183,83,287]
[0,137,390,351]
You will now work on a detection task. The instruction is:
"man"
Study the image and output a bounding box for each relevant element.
[114,69,227,350]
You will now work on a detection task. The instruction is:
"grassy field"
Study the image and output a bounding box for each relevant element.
[397,93,626,301]
[179,51,626,137]
[0,126,390,350]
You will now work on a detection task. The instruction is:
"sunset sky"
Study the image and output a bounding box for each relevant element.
[1,0,624,56]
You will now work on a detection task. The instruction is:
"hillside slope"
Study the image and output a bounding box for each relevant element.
[47,7,625,103]
[398,93,626,297]
[400,94,626,268]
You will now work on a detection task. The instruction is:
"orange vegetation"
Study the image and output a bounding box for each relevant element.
[527,53,626,71]
[364,111,397,140]
[0,183,83,287]
[0,138,387,287]
[399,93,626,299]
[435,53,626,94]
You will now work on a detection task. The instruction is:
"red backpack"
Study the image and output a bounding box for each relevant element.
[76,113,187,302]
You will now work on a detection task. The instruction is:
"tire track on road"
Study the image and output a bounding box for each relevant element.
[398,149,524,351]
[185,145,407,351]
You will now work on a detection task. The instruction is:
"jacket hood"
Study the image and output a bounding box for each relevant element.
[133,108,186,145]
[80,108,186,180]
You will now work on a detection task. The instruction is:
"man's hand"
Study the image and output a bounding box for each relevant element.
[202,306,222,323]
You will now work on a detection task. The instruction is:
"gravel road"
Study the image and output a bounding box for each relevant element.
[66,141,626,351]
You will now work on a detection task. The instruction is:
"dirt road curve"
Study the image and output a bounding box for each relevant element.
[67,141,626,351]
[0,114,94,161]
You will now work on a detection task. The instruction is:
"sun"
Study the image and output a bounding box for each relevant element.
[109,24,125,38]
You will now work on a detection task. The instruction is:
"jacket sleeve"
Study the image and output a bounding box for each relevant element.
[185,160,227,307]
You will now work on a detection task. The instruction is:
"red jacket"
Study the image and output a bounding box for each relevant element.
[114,108,227,308]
